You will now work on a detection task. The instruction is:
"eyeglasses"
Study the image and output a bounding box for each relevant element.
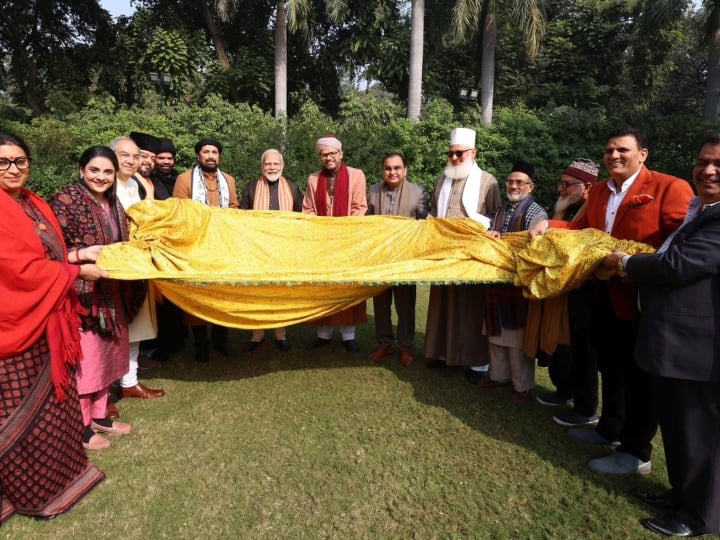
[557,181,584,190]
[505,180,533,187]
[446,149,472,159]
[117,151,140,162]
[319,151,339,160]
[0,157,31,171]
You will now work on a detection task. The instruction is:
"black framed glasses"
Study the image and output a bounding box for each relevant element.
[557,181,584,190]
[0,157,31,171]
[446,149,472,159]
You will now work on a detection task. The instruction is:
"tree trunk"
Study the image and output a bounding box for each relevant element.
[703,27,720,124]
[275,1,288,119]
[0,11,44,116]
[407,0,424,121]
[480,12,496,127]
[200,0,231,70]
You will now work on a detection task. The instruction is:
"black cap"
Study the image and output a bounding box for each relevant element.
[510,160,536,182]
[157,138,177,155]
[194,138,223,154]
[129,131,161,154]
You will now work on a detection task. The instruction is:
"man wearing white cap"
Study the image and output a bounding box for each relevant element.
[424,127,500,377]
[303,135,368,351]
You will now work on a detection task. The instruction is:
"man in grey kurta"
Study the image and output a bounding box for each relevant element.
[367,152,428,366]
[424,127,501,379]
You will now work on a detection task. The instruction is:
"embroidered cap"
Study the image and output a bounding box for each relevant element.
[564,158,600,184]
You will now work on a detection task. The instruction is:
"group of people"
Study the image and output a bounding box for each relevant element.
[0,124,718,538]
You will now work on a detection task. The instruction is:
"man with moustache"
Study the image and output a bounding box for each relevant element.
[239,148,302,352]
[602,134,720,537]
[129,132,160,194]
[174,138,238,362]
[424,127,501,380]
[151,138,180,200]
[483,161,547,405]
[303,135,368,352]
[530,127,693,474]
[367,152,428,366]
[108,136,165,403]
[529,159,602,431]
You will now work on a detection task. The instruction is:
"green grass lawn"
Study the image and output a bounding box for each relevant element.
[3,286,669,539]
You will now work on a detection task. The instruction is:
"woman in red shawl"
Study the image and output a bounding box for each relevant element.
[0,131,106,523]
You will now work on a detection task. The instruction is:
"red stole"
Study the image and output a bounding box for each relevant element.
[315,162,350,216]
[0,189,82,401]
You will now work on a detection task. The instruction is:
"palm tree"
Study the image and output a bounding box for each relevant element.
[407,0,425,121]
[647,0,720,123]
[450,0,545,126]
[216,0,345,119]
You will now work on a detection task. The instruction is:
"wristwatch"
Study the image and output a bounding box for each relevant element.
[617,255,628,277]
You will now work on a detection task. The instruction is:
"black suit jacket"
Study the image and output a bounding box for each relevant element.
[627,202,720,382]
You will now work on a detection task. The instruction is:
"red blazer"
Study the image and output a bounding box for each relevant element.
[550,166,694,319]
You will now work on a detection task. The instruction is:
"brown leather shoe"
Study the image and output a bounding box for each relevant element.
[399,350,414,366]
[368,344,396,362]
[511,390,531,405]
[106,402,120,419]
[479,378,512,389]
[121,382,165,399]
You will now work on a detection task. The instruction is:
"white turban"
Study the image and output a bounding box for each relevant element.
[450,127,476,148]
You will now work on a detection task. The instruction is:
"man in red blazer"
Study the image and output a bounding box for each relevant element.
[531,127,694,474]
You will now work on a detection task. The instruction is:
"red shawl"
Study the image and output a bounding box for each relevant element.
[0,188,82,401]
[315,162,350,216]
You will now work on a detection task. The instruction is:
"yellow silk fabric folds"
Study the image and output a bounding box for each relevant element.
[96,199,654,329]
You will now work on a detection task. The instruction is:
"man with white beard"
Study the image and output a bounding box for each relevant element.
[424,127,501,379]
[239,148,303,352]
[530,159,601,414]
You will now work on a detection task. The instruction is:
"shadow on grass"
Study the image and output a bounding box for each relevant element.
[142,315,669,510]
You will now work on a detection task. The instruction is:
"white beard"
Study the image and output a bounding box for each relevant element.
[444,159,473,180]
[554,192,583,214]
[507,192,529,203]
[265,172,281,182]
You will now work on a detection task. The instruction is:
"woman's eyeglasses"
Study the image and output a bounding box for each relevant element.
[0,157,31,171]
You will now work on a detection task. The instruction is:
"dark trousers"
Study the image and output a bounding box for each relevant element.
[192,325,228,349]
[372,285,416,350]
[592,284,657,461]
[652,375,720,533]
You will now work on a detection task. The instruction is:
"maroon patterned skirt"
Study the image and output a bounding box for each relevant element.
[0,334,104,523]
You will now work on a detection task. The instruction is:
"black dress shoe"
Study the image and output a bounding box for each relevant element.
[642,516,711,537]
[343,339,359,353]
[243,339,264,353]
[426,358,447,369]
[307,337,331,349]
[633,488,680,509]
[276,339,291,352]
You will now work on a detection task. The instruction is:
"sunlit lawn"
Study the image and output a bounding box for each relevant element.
[3,286,668,539]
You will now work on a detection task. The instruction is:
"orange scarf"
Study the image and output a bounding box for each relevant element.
[252,176,294,211]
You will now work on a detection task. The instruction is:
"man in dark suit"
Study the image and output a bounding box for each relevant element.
[367,152,428,366]
[602,133,720,537]
[531,127,694,474]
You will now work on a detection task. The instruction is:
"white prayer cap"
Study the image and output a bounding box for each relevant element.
[450,127,476,148]
[316,135,342,151]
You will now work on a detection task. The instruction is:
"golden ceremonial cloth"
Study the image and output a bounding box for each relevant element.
[97,199,653,329]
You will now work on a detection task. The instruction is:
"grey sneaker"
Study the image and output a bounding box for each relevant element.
[536,392,573,406]
[588,451,651,475]
[553,410,599,427]
[567,428,620,446]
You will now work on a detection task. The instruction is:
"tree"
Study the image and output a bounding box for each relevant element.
[407,0,425,120]
[647,0,720,123]
[448,0,545,126]
[0,0,112,116]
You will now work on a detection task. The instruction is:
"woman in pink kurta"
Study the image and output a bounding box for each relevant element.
[50,146,145,449]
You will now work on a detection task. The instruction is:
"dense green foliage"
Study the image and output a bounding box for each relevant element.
[6,91,709,211]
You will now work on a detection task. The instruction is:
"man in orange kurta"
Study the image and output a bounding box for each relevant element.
[302,135,368,352]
